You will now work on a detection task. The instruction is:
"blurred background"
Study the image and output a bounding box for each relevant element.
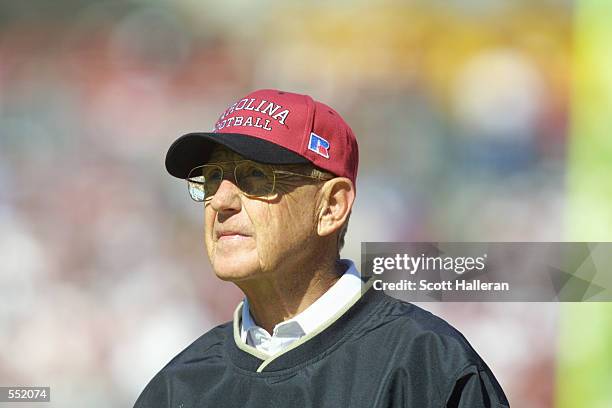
[1,0,610,407]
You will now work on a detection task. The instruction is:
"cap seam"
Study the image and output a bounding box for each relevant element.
[300,95,316,162]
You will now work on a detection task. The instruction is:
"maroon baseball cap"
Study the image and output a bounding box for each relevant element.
[165,89,359,185]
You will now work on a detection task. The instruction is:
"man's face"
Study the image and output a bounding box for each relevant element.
[203,145,322,282]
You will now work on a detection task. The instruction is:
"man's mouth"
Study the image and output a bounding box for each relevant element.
[216,231,251,241]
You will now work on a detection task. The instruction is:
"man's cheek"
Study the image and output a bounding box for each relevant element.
[203,233,214,259]
[251,225,278,270]
[203,219,215,258]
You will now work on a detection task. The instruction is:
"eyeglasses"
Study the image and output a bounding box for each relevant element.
[186,160,334,202]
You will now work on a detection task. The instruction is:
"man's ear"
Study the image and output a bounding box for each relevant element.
[317,177,355,238]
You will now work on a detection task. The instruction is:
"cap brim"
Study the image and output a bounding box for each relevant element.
[165,132,309,179]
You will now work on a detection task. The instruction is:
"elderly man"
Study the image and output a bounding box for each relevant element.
[134,89,509,408]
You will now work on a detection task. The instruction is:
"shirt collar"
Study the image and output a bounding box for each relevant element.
[240,259,362,341]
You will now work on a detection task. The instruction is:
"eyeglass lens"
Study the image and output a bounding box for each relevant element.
[187,162,274,201]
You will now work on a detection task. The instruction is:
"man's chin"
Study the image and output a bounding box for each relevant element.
[212,258,261,282]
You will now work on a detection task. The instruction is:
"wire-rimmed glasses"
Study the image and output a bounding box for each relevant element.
[186,160,333,202]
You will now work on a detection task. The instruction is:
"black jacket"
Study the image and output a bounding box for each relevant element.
[134,283,509,407]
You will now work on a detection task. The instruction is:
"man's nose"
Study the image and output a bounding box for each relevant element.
[209,179,242,213]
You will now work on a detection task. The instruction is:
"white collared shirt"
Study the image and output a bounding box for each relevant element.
[240,259,362,356]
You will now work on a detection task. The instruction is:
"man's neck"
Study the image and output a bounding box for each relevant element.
[237,261,345,335]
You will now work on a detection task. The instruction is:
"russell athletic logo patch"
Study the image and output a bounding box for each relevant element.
[308,132,330,158]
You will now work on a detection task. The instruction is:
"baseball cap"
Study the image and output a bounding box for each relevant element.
[165,89,359,185]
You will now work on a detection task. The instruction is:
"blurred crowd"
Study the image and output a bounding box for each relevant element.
[0,1,571,407]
